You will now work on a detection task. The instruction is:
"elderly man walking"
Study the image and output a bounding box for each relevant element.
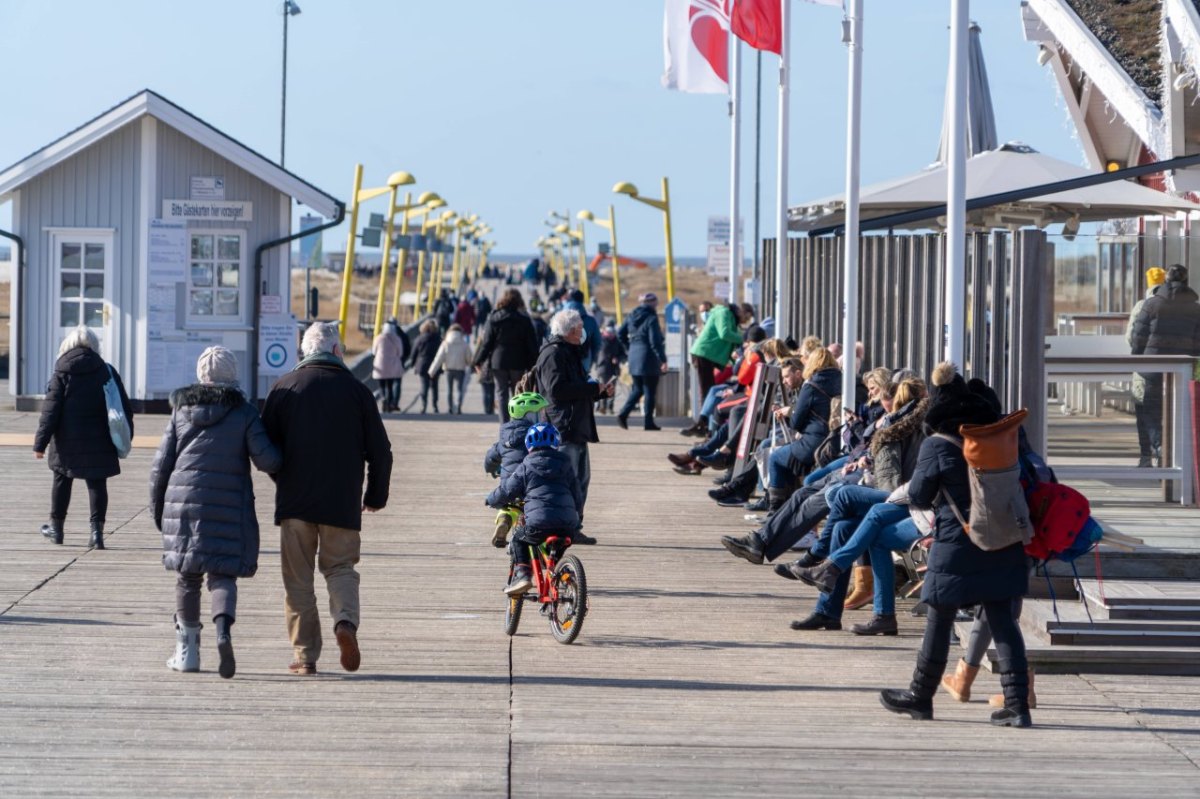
[535,309,614,545]
[262,322,393,676]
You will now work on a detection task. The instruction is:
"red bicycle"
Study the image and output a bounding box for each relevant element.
[504,535,588,644]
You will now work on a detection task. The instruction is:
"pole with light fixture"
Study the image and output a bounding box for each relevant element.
[395,195,444,321]
[613,178,676,302]
[579,207,623,324]
[281,0,301,166]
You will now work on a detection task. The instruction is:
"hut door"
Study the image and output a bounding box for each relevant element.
[52,230,114,360]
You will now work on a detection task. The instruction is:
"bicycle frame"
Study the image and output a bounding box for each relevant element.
[528,538,568,605]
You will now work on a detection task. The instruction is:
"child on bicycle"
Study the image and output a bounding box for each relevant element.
[484,391,548,547]
[486,422,582,596]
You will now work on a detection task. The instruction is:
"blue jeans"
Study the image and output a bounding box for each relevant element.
[700,384,729,428]
[689,423,728,458]
[827,504,918,615]
[825,483,890,527]
[804,456,848,487]
[814,521,856,619]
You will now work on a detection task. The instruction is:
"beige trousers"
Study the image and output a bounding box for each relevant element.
[280,519,361,664]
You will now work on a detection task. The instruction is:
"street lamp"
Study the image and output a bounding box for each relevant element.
[280,1,301,166]
[337,166,416,343]
[614,177,676,302]
[373,190,443,336]
[578,207,623,324]
[408,196,446,321]
[554,222,589,304]
[426,210,457,314]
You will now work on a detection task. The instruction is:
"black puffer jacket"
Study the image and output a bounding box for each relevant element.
[619,304,667,377]
[150,385,282,578]
[473,308,540,372]
[535,336,600,444]
[1130,280,1200,356]
[485,417,535,477]
[869,397,929,492]
[33,347,133,480]
[411,330,441,377]
[908,377,1027,607]
[486,447,582,532]
[789,367,841,439]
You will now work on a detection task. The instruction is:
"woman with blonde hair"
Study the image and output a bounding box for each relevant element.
[33,326,133,549]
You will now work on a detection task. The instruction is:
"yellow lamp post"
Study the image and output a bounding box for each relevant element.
[426,210,457,314]
[614,177,676,302]
[338,166,416,343]
[554,222,588,304]
[373,190,443,338]
[469,224,491,282]
[410,201,445,321]
[578,206,623,324]
[385,192,443,327]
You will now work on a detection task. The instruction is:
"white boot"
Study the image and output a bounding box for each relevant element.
[166,618,202,673]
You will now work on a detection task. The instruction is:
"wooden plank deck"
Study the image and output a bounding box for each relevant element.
[1,380,1199,797]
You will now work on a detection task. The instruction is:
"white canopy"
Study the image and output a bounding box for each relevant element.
[790,142,1200,232]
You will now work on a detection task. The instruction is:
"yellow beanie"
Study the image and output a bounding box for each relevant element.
[1147,267,1166,287]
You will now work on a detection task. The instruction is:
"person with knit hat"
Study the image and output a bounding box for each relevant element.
[617,292,668,431]
[879,362,1033,728]
[150,346,282,679]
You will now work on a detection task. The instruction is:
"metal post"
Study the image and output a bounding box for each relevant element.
[281,3,288,167]
[729,35,742,305]
[578,226,590,304]
[337,164,363,343]
[413,214,431,321]
[774,0,791,332]
[390,196,414,321]
[841,0,863,406]
[662,177,676,303]
[944,0,969,365]
[373,188,400,338]
[753,50,762,287]
[610,205,623,326]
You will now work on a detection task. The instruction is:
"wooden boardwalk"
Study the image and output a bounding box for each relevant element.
[2,384,1199,797]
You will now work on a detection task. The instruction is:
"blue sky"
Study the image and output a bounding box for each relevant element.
[0,1,1081,258]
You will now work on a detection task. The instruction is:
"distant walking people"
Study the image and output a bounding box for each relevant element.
[262,322,393,676]
[473,288,541,422]
[33,325,134,550]
[431,323,472,414]
[1129,264,1200,467]
[372,318,408,413]
[617,292,668,431]
[595,321,625,415]
[150,347,281,678]
[412,319,442,414]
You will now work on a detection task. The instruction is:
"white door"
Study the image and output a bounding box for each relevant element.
[52,230,115,361]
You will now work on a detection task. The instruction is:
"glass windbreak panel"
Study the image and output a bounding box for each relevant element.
[60,273,81,298]
[83,273,104,299]
[83,303,103,327]
[190,290,213,316]
[217,264,239,288]
[61,243,81,270]
[60,302,80,327]
[191,235,213,260]
[214,289,239,316]
[191,263,213,287]
[217,236,240,260]
[84,243,105,270]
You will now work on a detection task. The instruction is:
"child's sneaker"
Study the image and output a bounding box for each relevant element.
[505,565,533,596]
[492,514,513,548]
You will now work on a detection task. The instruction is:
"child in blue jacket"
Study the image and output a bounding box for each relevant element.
[484,392,548,547]
[486,422,583,596]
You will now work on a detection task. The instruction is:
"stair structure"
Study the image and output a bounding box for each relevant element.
[968,578,1200,676]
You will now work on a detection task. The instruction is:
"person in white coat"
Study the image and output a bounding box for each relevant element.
[430,324,472,414]
[371,319,408,413]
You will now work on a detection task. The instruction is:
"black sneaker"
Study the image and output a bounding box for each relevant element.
[744,496,769,512]
[990,707,1032,728]
[720,534,765,564]
[572,531,597,545]
[698,451,733,469]
[850,614,899,636]
[789,612,842,631]
[716,493,750,507]
[505,566,533,596]
[616,414,629,430]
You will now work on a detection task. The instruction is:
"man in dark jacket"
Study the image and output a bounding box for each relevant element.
[534,309,614,543]
[1130,264,1200,467]
[474,288,541,422]
[262,322,393,676]
[563,290,601,373]
[617,292,668,431]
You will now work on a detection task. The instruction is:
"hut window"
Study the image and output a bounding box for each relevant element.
[188,231,243,319]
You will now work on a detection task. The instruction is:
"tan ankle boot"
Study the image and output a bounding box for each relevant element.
[941,658,980,702]
[843,565,874,610]
[989,669,1036,709]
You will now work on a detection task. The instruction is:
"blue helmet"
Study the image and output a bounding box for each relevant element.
[524,422,561,451]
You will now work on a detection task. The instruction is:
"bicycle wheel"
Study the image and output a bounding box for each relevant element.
[504,592,523,636]
[548,554,587,644]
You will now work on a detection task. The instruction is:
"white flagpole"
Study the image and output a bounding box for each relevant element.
[945,0,969,365]
[729,34,742,305]
[841,0,863,407]
[774,0,790,332]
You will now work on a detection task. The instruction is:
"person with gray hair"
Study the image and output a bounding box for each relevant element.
[262,322,393,676]
[533,309,614,544]
[34,325,133,549]
[150,346,281,678]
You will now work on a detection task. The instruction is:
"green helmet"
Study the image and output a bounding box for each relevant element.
[508,392,548,420]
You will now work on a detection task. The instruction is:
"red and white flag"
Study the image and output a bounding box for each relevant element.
[730,0,842,55]
[662,0,732,94]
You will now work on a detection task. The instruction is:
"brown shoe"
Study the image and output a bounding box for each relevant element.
[843,565,874,610]
[335,622,361,672]
[288,661,317,676]
[667,452,695,467]
[673,461,705,476]
[941,658,980,702]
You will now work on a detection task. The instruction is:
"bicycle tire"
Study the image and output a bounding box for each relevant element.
[548,554,587,644]
[504,593,523,636]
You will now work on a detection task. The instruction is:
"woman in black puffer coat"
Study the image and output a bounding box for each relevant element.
[33,327,134,549]
[879,363,1032,728]
[149,347,281,678]
[411,319,443,413]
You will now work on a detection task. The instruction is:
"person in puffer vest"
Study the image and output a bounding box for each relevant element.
[484,392,549,547]
[486,422,582,596]
[149,346,282,679]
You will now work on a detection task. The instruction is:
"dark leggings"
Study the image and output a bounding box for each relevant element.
[918,600,1028,703]
[420,373,439,409]
[51,472,107,526]
[692,355,721,409]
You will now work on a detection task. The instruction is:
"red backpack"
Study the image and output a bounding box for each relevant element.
[1023,479,1091,561]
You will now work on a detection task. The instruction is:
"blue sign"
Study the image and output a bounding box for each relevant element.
[394,234,412,249]
[664,297,687,334]
[410,233,427,251]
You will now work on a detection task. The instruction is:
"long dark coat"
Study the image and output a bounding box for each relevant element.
[33,346,133,480]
